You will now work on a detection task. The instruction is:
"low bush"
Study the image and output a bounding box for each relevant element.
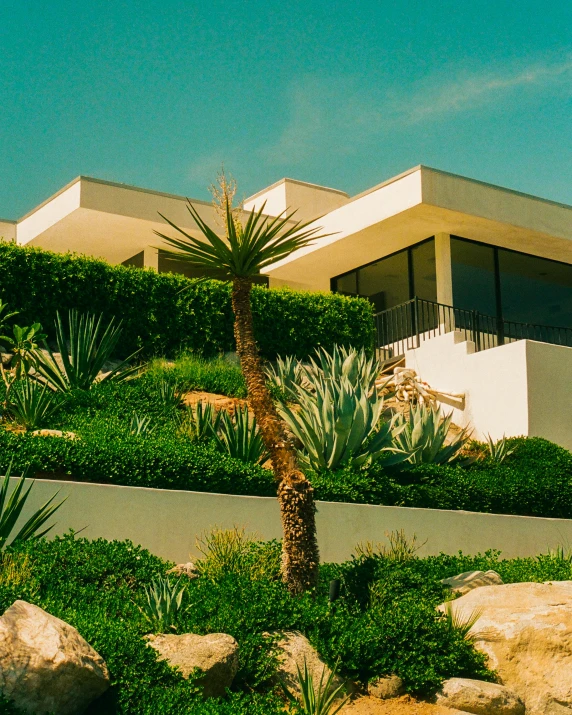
[148,354,247,398]
[0,242,374,360]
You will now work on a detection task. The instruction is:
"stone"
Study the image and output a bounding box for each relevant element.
[30,429,77,440]
[273,631,345,700]
[438,581,572,715]
[0,600,109,715]
[441,570,504,595]
[146,632,238,698]
[166,562,199,578]
[369,674,404,699]
[435,678,524,715]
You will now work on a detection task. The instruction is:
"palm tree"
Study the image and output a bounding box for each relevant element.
[154,181,326,594]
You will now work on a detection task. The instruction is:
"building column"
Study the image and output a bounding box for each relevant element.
[435,233,453,306]
[143,246,159,272]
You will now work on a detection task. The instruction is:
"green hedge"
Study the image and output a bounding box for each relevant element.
[0,243,374,359]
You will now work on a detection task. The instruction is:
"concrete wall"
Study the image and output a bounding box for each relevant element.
[404,334,572,450]
[11,478,572,564]
[0,220,16,242]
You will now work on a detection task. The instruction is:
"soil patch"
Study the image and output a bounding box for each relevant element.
[342,695,453,715]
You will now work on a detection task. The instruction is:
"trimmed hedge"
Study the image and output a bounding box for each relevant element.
[0,243,374,359]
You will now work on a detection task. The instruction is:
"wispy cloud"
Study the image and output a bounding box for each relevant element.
[261,55,572,165]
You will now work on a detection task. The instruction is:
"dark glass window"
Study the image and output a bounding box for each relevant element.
[411,240,437,302]
[498,250,572,327]
[335,271,358,296]
[331,238,436,312]
[451,238,497,315]
[359,251,409,312]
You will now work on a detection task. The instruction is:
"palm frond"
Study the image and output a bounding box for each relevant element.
[155,199,328,280]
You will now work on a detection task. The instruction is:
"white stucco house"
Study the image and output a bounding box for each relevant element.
[2,165,572,448]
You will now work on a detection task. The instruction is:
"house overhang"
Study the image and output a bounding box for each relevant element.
[262,166,572,290]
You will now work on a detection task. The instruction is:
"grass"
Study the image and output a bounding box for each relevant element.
[147,353,247,398]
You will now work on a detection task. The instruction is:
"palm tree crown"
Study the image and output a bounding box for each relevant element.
[154,199,325,280]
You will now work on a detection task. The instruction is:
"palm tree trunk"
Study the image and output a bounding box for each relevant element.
[231,278,319,594]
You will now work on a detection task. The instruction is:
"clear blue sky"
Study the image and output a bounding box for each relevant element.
[1,0,571,219]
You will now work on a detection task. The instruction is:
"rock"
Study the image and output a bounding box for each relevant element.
[441,570,504,595]
[274,631,345,701]
[166,562,199,578]
[0,600,109,715]
[369,674,404,699]
[435,678,524,715]
[30,429,77,440]
[146,632,238,698]
[438,581,572,715]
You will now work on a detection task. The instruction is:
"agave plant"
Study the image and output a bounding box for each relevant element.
[183,401,221,442]
[485,434,515,464]
[0,463,65,550]
[140,575,187,632]
[34,310,140,392]
[306,345,382,394]
[128,413,155,437]
[441,602,485,643]
[213,405,270,465]
[157,379,185,410]
[279,373,405,471]
[281,659,349,715]
[265,355,304,400]
[7,378,64,431]
[392,404,470,465]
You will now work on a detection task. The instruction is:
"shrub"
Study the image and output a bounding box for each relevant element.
[149,354,247,398]
[0,243,374,360]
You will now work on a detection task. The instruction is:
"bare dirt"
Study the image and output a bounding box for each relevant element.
[341,695,453,715]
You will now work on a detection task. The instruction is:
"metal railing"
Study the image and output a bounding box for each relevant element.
[374,297,572,359]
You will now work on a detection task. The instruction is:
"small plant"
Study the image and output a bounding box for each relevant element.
[128,413,155,437]
[7,378,64,430]
[485,434,515,464]
[183,401,221,441]
[34,310,140,392]
[140,575,187,632]
[0,462,64,550]
[0,323,47,396]
[355,529,425,562]
[157,379,185,410]
[213,405,270,465]
[281,659,349,715]
[194,527,254,580]
[0,553,33,588]
[393,404,470,465]
[440,602,485,643]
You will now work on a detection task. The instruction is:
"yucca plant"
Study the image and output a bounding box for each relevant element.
[265,355,304,401]
[156,170,326,593]
[140,575,187,632]
[214,405,270,465]
[0,462,64,550]
[281,659,349,715]
[183,401,221,442]
[485,434,515,464]
[279,373,405,471]
[34,310,140,392]
[128,413,155,437]
[7,378,64,431]
[393,404,470,465]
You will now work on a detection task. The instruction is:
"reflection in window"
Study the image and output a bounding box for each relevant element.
[359,251,409,312]
[331,238,436,312]
[451,238,497,315]
[498,250,572,328]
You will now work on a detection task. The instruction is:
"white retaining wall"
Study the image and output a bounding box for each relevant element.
[404,334,572,450]
[11,478,572,564]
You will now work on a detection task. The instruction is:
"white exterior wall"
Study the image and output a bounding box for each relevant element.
[0,220,16,242]
[404,334,572,450]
